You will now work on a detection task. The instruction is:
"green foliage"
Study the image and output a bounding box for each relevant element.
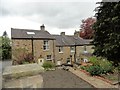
[1,33,11,60]
[89,56,99,65]
[80,66,87,70]
[21,61,30,64]
[87,65,103,76]
[99,59,114,74]
[42,61,55,70]
[84,56,115,75]
[92,2,120,65]
[80,66,90,72]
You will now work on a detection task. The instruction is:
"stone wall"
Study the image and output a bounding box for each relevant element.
[55,45,94,65]
[12,39,32,53]
[2,63,44,88]
[12,39,94,65]
[55,46,71,64]
[3,75,43,88]
[12,39,55,64]
[33,40,55,62]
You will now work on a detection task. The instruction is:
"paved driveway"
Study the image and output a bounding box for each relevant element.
[0,60,12,89]
[41,69,94,88]
[2,60,12,71]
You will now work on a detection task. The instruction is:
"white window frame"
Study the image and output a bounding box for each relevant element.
[70,46,75,52]
[43,40,49,51]
[46,55,52,60]
[59,46,63,53]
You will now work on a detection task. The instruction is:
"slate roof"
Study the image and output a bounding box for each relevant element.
[53,35,92,46]
[11,28,55,40]
[11,28,92,46]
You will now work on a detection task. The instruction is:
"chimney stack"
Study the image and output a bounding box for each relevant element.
[74,30,80,37]
[60,32,65,35]
[40,24,45,30]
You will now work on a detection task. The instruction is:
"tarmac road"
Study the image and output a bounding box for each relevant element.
[41,69,94,88]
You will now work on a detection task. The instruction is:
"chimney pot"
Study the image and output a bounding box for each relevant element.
[60,32,65,35]
[74,30,80,37]
[40,24,45,30]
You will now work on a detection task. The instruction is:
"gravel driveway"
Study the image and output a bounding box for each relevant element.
[41,69,94,88]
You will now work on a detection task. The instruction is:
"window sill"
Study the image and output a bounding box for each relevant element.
[59,52,63,54]
[46,59,52,61]
[70,51,75,53]
[43,49,49,51]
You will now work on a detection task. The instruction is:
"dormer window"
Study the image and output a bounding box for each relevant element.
[43,40,49,50]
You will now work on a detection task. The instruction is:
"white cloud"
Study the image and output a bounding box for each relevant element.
[0,0,101,37]
[0,16,40,37]
[0,16,78,38]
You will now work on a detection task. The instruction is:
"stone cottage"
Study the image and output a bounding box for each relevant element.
[53,32,93,65]
[11,25,93,65]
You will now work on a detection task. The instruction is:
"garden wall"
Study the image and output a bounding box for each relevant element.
[2,63,44,88]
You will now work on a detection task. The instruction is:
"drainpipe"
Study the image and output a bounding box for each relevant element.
[74,45,76,63]
[31,36,34,58]
[74,38,77,63]
[53,40,55,63]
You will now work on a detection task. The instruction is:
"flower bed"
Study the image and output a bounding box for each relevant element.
[79,56,119,84]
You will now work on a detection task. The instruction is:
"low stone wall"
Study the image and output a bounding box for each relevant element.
[3,63,44,79]
[2,63,44,88]
[3,75,43,88]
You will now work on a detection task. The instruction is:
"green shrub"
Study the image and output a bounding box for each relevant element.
[21,61,30,64]
[89,56,114,74]
[87,65,103,76]
[89,56,99,65]
[42,61,55,70]
[81,56,115,76]
[80,66,87,70]
[99,59,114,74]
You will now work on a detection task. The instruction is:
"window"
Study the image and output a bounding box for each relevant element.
[46,55,51,60]
[83,45,88,54]
[27,32,35,35]
[84,45,86,51]
[59,47,63,53]
[70,46,75,52]
[43,40,49,50]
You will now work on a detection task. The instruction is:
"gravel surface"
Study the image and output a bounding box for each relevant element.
[41,69,94,88]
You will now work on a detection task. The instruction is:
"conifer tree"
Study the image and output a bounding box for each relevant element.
[93,2,120,65]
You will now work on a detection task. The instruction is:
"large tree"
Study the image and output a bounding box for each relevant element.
[80,17,96,39]
[92,2,120,65]
[1,31,11,60]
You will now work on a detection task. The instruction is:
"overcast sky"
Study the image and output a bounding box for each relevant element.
[0,0,101,38]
